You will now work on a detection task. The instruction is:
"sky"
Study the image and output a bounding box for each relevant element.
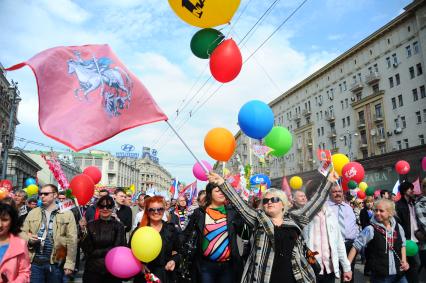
[0,0,412,185]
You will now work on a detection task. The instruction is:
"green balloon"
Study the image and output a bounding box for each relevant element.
[190,28,225,59]
[264,127,293,157]
[348,180,358,190]
[365,186,375,196]
[406,240,419,256]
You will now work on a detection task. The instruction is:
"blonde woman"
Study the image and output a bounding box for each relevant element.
[207,171,339,283]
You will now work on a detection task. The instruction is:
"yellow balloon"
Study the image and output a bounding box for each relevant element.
[289,176,303,190]
[131,227,162,263]
[331,153,350,176]
[168,0,241,28]
[359,182,368,192]
[129,184,135,193]
[26,184,39,196]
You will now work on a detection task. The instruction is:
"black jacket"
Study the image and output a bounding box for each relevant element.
[183,206,245,282]
[395,197,412,239]
[359,207,372,229]
[81,218,126,275]
[116,205,132,233]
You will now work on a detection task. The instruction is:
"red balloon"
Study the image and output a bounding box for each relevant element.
[341,178,349,192]
[0,180,13,192]
[70,174,95,205]
[209,39,242,83]
[342,162,365,183]
[83,166,102,184]
[395,160,410,175]
[357,190,366,199]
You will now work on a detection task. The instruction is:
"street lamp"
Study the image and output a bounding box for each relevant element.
[1,81,21,180]
[339,130,359,161]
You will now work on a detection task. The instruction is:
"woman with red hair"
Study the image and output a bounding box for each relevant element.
[133,196,181,283]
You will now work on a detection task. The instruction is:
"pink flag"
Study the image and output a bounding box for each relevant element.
[281,176,292,202]
[6,44,168,151]
[413,178,421,195]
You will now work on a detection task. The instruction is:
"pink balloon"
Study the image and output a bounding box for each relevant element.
[105,247,142,278]
[422,156,426,171]
[395,160,410,175]
[192,160,213,181]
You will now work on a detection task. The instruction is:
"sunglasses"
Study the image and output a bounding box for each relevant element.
[148,207,165,214]
[39,192,54,196]
[98,204,114,210]
[262,197,281,205]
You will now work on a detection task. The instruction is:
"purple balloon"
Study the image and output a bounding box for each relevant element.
[192,160,212,181]
[422,156,426,171]
[105,247,142,278]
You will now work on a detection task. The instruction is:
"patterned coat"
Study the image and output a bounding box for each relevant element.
[218,179,333,283]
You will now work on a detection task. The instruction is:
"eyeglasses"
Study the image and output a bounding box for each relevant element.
[262,197,281,205]
[39,192,54,196]
[98,204,114,210]
[148,207,165,214]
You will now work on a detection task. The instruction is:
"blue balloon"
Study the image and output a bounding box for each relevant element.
[250,174,271,188]
[238,100,274,139]
[25,178,37,187]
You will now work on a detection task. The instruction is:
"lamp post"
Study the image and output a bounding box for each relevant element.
[339,130,359,161]
[1,81,21,180]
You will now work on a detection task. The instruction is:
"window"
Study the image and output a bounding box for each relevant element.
[342,118,346,128]
[391,97,397,109]
[392,53,398,64]
[320,111,323,119]
[358,73,362,82]
[329,105,334,117]
[345,98,349,108]
[398,94,403,107]
[316,112,319,120]
[343,81,347,91]
[315,97,318,105]
[317,128,320,136]
[409,66,415,79]
[424,109,426,121]
[417,63,423,75]
[352,75,357,83]
[346,116,350,126]
[420,134,425,145]
[406,45,412,57]
[108,161,114,170]
[416,111,422,123]
[375,104,382,117]
[404,139,409,149]
[401,116,406,128]
[372,83,379,93]
[378,126,385,138]
[373,64,378,73]
[386,57,391,68]
[413,88,418,101]
[379,145,386,154]
[397,141,402,150]
[343,136,347,146]
[394,118,400,128]
[421,85,426,98]
[341,100,344,110]
[308,101,311,111]
[339,83,342,92]
[395,73,400,85]
[413,41,419,54]
[389,77,394,88]
[321,127,324,136]
[358,111,365,122]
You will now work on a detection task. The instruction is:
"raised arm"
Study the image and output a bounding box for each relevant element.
[209,172,258,228]
[290,171,338,228]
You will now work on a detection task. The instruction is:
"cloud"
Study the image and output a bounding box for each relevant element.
[328,34,345,41]
[39,0,91,24]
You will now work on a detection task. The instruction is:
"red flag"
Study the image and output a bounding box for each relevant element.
[317,149,332,161]
[281,176,292,202]
[6,44,167,151]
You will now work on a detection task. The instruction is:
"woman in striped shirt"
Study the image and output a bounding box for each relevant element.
[207,171,339,283]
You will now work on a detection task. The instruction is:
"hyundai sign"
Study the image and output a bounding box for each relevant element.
[116,144,139,158]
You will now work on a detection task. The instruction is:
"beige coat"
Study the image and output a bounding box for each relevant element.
[21,207,78,271]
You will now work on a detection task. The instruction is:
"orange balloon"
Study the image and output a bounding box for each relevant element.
[204,128,236,161]
[0,189,7,200]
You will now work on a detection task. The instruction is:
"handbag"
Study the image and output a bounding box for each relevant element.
[305,246,321,275]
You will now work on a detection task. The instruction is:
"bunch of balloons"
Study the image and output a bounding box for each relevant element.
[105,226,163,278]
[22,178,38,197]
[169,0,243,83]
[69,166,102,205]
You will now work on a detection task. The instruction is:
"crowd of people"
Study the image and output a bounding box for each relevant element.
[0,173,425,283]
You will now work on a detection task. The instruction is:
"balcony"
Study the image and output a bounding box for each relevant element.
[365,72,380,85]
[359,140,368,149]
[357,119,366,128]
[374,113,384,123]
[294,113,302,121]
[303,109,312,117]
[328,130,337,139]
[351,90,385,107]
[325,113,335,122]
[350,82,364,92]
[307,139,313,147]
[376,137,386,144]
[297,144,302,151]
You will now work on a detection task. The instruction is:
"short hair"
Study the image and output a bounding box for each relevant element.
[27,197,37,204]
[364,196,374,203]
[137,194,145,201]
[197,190,206,202]
[114,188,125,195]
[99,189,109,195]
[58,191,66,196]
[14,189,28,199]
[2,197,16,208]
[0,203,20,235]
[263,188,290,211]
[399,181,414,196]
[374,199,395,216]
[41,184,58,193]
[292,190,305,199]
[380,190,389,197]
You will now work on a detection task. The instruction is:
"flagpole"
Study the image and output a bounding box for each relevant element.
[166,120,210,173]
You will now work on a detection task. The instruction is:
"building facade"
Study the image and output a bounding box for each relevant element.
[73,150,141,191]
[231,0,426,186]
[137,156,172,192]
[5,149,41,189]
[25,151,82,188]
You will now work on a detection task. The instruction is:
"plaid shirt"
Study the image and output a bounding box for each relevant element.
[415,195,426,231]
[219,179,332,283]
